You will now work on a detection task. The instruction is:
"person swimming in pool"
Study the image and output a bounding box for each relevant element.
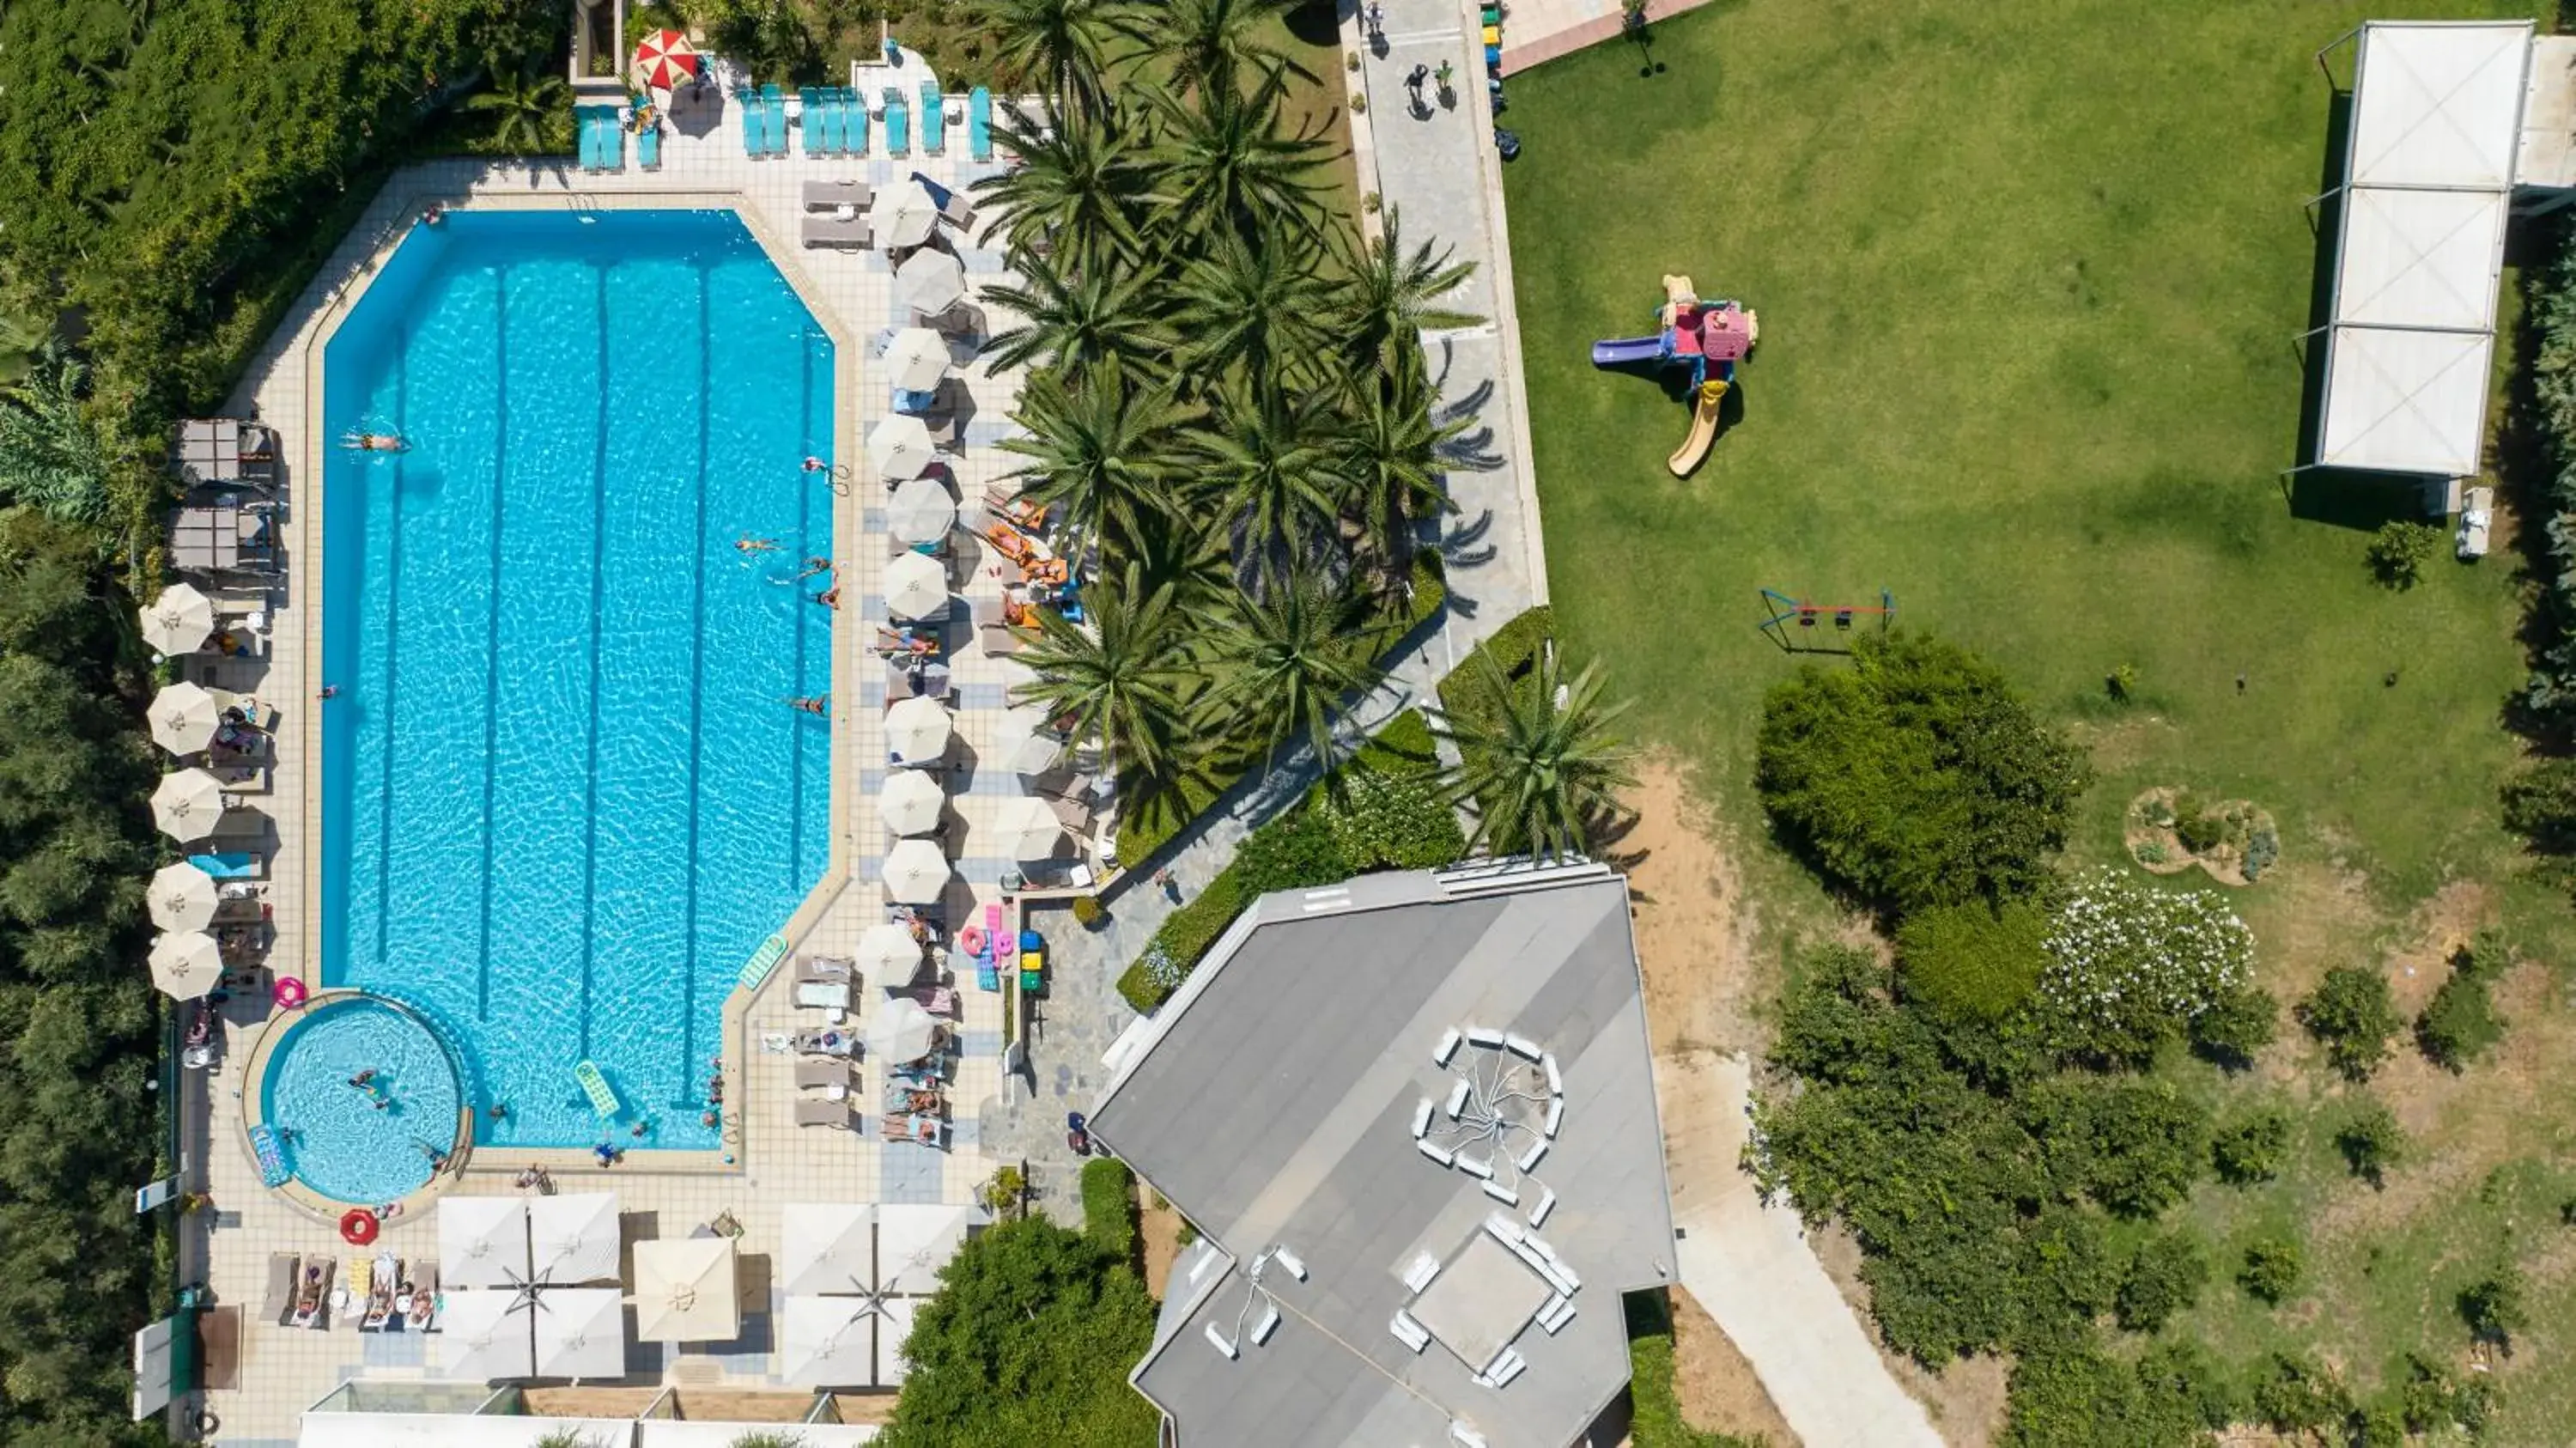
[798,557,832,580]
[785,696,829,717]
[343,432,407,453]
[736,535,781,555]
[811,585,841,609]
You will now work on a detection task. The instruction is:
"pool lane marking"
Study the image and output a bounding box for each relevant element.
[476,268,511,1023]
[677,259,712,1092]
[371,337,413,969]
[576,260,611,1060]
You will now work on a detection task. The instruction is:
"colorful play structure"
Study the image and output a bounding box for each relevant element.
[1758,588,1895,651]
[1590,276,1758,477]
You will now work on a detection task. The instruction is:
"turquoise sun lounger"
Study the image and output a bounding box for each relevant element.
[737,87,763,156]
[920,81,945,155]
[762,83,787,155]
[637,121,661,170]
[596,112,624,173]
[817,89,842,154]
[844,88,869,155]
[884,88,910,157]
[969,87,992,161]
[575,108,599,170]
[801,88,825,156]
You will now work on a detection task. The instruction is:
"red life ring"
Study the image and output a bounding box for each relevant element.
[339,1208,380,1245]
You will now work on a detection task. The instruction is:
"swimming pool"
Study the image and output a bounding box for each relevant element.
[262,995,465,1205]
[320,210,835,1150]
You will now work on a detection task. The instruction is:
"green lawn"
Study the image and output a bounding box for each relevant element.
[1502,0,2576,1433]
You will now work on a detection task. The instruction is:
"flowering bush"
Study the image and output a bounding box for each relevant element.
[2040,870,2254,1064]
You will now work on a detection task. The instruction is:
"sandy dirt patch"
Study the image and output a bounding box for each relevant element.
[1620,751,1769,1057]
[1670,1287,1802,1446]
[1139,1188,1185,1300]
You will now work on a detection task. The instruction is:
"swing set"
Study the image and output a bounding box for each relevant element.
[1759,588,1895,652]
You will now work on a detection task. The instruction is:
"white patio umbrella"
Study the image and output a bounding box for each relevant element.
[882,696,952,767]
[884,326,952,393]
[531,1287,627,1379]
[629,1237,741,1342]
[876,1293,920,1386]
[781,1295,880,1387]
[876,179,941,250]
[886,477,958,545]
[879,840,951,906]
[994,795,1065,861]
[866,413,936,483]
[780,1203,878,1296]
[149,931,222,1001]
[140,583,216,656]
[150,768,228,842]
[439,1197,532,1289]
[438,1289,535,1381]
[878,1204,988,1294]
[147,861,220,933]
[148,681,223,756]
[529,1192,622,1286]
[866,995,943,1064]
[883,550,949,622]
[997,707,1064,776]
[894,247,968,316]
[876,768,947,836]
[855,922,927,981]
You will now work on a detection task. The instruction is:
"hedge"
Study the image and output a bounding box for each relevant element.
[1434,605,1556,732]
[1079,1158,1139,1269]
[1115,709,1458,1014]
[1624,1291,1767,1448]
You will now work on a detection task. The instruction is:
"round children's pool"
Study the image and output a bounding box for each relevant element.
[258,995,466,1206]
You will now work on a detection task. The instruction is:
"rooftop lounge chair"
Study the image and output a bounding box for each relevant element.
[264,1254,301,1326]
[920,81,945,155]
[758,83,785,155]
[969,87,992,161]
[594,110,625,173]
[842,88,869,156]
[1042,792,1096,834]
[361,1257,399,1330]
[803,179,873,210]
[289,1258,332,1329]
[797,954,855,983]
[636,122,661,171]
[910,171,977,231]
[403,1260,438,1331]
[737,88,764,156]
[801,87,826,155]
[793,1027,857,1056]
[884,89,910,157]
[801,213,872,249]
[794,980,852,1016]
[794,1059,852,1094]
[794,1098,853,1129]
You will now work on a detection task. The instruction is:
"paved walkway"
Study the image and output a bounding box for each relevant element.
[982,0,1558,1215]
[1661,1053,1946,1448]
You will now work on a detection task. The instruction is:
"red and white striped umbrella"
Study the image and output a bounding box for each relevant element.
[632,30,701,92]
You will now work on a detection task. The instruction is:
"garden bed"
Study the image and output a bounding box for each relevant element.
[2124,786,2278,885]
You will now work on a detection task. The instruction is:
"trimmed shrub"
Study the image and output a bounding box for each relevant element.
[2247,1351,2352,1434]
[2417,929,2507,1072]
[2366,520,2443,589]
[2114,1228,2208,1333]
[2239,1233,2303,1304]
[2335,1100,2404,1186]
[2189,983,2279,1070]
[1080,1158,1139,1267]
[1896,899,2049,1025]
[2299,965,2402,1080]
[1318,769,1464,873]
[2458,1264,2527,1346]
[1229,809,1352,897]
[2210,1109,2291,1185]
[1435,606,1555,736]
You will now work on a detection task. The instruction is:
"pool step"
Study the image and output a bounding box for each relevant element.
[573,1060,622,1119]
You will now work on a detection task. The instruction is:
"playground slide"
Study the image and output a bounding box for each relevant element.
[1591,335,1664,368]
[1668,381,1725,477]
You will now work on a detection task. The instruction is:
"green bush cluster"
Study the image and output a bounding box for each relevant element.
[1754,632,2089,915]
[1895,900,2049,1025]
[1078,1158,1139,1268]
[2416,928,2507,1072]
[2209,1109,2290,1185]
[2298,965,2403,1080]
[2365,520,2443,590]
[2238,1232,2304,1304]
[2334,1100,2404,1187]
[1433,605,1556,733]
[2113,1229,2207,1332]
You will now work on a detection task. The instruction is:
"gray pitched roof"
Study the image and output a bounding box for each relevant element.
[1093,862,1676,1448]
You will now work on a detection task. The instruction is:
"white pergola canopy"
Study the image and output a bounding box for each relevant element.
[439,1197,531,1289]
[528,1193,622,1287]
[2312,21,2530,478]
[531,1287,629,1379]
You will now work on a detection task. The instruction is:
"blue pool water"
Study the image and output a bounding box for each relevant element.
[320,210,834,1151]
[264,996,465,1204]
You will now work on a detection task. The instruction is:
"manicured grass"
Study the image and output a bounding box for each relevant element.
[1502,0,2576,1432]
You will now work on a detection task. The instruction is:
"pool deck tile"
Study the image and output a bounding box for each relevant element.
[181,64,1058,1442]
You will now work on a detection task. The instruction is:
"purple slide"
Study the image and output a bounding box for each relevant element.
[1591,335,1665,368]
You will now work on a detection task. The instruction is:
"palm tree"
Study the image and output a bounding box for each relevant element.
[0,340,112,526]
[1128,0,1308,98]
[1437,649,1637,858]
[1194,381,1346,595]
[1149,76,1327,241]
[1169,228,1337,392]
[981,258,1175,378]
[1339,364,1459,586]
[999,360,1190,557]
[1199,572,1384,777]
[979,0,1123,116]
[970,101,1160,271]
[1012,569,1193,787]
[466,64,570,156]
[1332,205,1479,386]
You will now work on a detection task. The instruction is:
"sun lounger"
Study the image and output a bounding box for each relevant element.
[819,89,846,153]
[341,1256,371,1329]
[362,1256,399,1330]
[737,88,764,155]
[797,954,856,983]
[1043,793,1096,834]
[884,89,910,156]
[637,122,661,170]
[969,87,992,161]
[920,82,945,155]
[189,850,264,879]
[593,110,624,173]
[884,1113,948,1148]
[803,179,874,210]
[841,88,869,155]
[264,1254,301,1325]
[762,83,788,155]
[794,981,851,1017]
[801,87,825,155]
[969,596,1026,655]
[910,171,977,231]
[793,1027,857,1056]
[290,1258,333,1329]
[801,213,872,249]
[403,1260,438,1330]
[795,1059,852,1094]
[795,1098,853,1129]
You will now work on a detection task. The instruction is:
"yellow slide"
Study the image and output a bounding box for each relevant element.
[1668,378,1728,477]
